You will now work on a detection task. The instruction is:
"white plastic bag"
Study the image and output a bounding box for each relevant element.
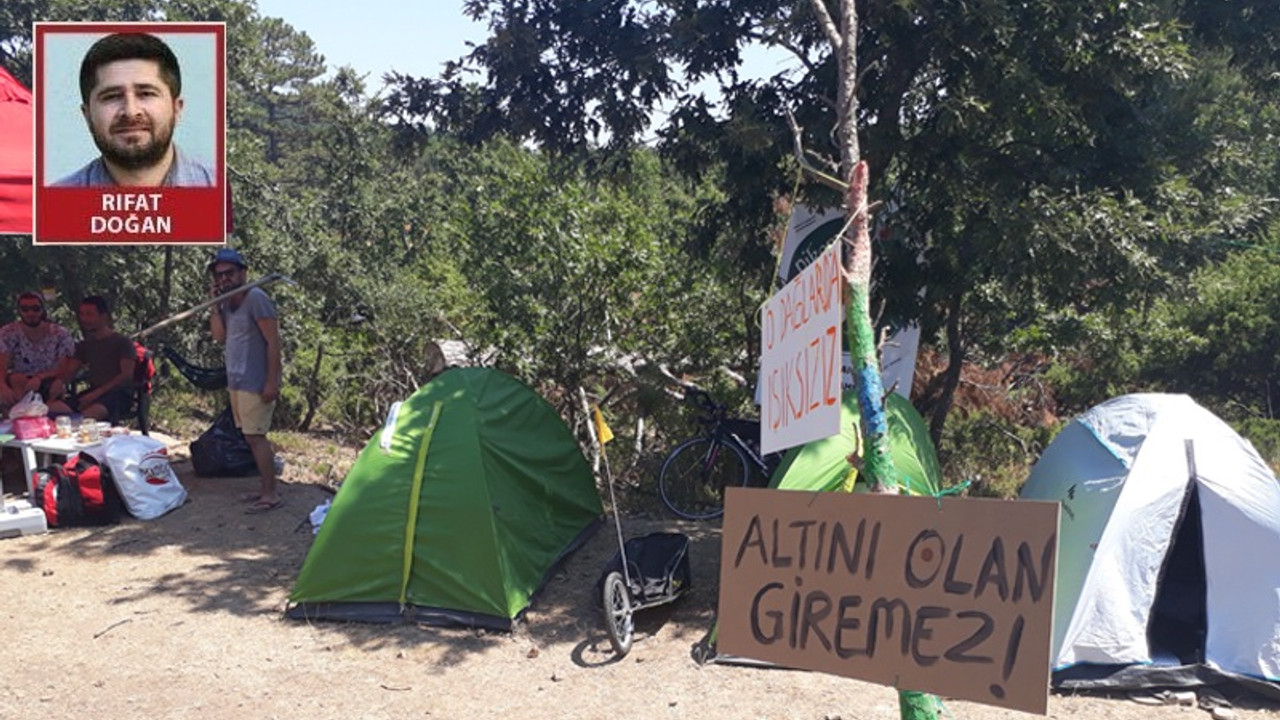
[100,435,187,520]
[8,391,48,419]
[309,498,331,535]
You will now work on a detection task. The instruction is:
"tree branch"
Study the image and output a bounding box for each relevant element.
[808,0,844,51]
[786,107,848,192]
[745,29,822,79]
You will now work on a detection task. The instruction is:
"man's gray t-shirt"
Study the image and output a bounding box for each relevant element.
[220,287,277,393]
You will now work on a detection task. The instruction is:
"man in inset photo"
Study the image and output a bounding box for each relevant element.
[55,32,215,187]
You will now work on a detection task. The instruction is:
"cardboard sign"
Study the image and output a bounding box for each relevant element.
[718,488,1058,715]
[34,22,227,244]
[760,240,842,454]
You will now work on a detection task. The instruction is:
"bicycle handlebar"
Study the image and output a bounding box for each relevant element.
[683,387,727,427]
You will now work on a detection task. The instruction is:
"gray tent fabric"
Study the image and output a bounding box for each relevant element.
[1021,394,1280,696]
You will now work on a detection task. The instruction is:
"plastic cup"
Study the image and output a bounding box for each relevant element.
[55,416,72,439]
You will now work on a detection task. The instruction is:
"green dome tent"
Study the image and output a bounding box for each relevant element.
[769,391,941,496]
[286,368,603,630]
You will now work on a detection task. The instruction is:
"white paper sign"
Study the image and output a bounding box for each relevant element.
[760,241,843,454]
[770,204,919,400]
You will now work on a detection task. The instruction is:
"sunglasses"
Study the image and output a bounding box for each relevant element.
[212,268,240,280]
[18,305,42,312]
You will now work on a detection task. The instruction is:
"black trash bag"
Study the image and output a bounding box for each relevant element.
[190,407,257,477]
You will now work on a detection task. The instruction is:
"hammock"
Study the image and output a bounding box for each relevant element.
[160,345,228,391]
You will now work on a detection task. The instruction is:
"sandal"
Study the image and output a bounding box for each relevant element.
[245,498,285,515]
[238,492,261,503]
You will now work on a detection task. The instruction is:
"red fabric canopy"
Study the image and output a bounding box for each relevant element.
[0,66,34,235]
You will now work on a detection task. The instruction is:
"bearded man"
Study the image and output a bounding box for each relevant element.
[54,32,214,187]
[46,296,136,423]
[208,248,285,514]
[0,292,75,409]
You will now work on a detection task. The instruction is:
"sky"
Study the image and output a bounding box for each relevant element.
[251,1,498,85]
[252,0,796,91]
[250,0,799,144]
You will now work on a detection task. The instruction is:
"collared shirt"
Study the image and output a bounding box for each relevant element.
[54,145,215,187]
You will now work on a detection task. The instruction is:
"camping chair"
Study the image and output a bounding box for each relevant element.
[67,342,153,435]
[132,344,154,435]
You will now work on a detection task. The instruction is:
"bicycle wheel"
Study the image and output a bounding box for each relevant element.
[659,436,750,520]
[602,570,634,656]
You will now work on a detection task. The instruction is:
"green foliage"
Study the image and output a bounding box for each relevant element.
[4,0,1280,495]
[1127,246,1280,419]
[429,139,753,422]
[1233,418,1280,474]
[383,0,1280,451]
[145,381,220,438]
[938,411,1061,500]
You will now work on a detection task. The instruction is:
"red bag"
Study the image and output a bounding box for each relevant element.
[133,341,155,393]
[33,454,124,528]
[13,416,54,440]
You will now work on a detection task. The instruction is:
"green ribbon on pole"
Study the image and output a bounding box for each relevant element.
[845,265,940,720]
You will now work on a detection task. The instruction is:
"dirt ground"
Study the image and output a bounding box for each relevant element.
[1,437,1278,720]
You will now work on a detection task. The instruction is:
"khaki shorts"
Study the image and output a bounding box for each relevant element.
[229,389,276,436]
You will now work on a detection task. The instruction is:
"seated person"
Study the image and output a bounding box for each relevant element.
[47,296,135,423]
[0,292,75,411]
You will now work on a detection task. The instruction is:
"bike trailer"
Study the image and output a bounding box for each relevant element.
[597,531,692,606]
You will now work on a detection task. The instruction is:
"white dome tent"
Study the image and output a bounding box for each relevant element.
[1020,394,1280,697]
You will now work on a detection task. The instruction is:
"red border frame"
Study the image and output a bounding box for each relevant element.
[33,22,227,245]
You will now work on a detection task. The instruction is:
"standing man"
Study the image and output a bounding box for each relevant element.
[0,292,75,410]
[55,32,214,187]
[208,248,284,514]
[48,296,135,422]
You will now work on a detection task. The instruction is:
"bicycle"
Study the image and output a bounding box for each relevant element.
[658,387,783,520]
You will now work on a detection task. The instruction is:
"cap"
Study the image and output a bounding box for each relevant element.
[208,247,248,272]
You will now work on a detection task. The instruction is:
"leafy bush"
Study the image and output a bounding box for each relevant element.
[937,411,1062,499]
[1233,418,1280,475]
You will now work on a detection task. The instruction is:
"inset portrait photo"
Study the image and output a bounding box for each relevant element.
[35,23,226,245]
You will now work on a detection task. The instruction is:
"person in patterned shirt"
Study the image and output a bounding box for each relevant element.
[0,292,75,411]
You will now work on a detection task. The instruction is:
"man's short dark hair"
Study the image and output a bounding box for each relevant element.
[16,291,46,321]
[80,295,111,316]
[79,33,182,104]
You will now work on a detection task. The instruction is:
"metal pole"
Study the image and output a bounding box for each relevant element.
[131,273,293,340]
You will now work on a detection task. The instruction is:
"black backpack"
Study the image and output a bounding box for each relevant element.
[33,454,125,528]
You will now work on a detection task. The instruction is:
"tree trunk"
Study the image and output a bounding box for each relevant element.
[928,291,964,448]
[55,253,85,307]
[160,246,174,320]
[843,161,939,720]
[300,344,324,431]
[835,0,860,174]
[844,163,896,489]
